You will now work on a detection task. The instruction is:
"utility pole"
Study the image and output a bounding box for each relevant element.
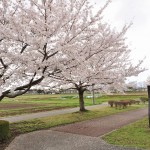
[147,85,150,128]
[92,83,95,105]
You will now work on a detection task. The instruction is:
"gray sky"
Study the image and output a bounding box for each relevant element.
[91,0,150,82]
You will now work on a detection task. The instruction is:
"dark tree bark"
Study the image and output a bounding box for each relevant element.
[78,88,86,112]
[0,76,44,101]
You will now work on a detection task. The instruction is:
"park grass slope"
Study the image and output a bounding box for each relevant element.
[103,118,150,149]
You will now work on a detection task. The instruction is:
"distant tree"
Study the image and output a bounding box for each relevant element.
[37,89,44,94]
[126,81,138,91]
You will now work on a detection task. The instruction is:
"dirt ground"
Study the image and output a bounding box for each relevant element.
[0,103,45,110]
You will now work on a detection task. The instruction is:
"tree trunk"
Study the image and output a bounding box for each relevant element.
[78,89,86,112]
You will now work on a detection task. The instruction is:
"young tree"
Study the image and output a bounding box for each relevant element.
[0,0,108,100]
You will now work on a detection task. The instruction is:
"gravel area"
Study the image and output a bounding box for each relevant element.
[5,130,141,150]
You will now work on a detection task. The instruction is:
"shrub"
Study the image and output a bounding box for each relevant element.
[140,97,148,103]
[0,120,10,142]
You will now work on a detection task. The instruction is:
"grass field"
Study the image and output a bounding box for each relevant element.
[0,104,144,150]
[0,92,148,150]
[103,118,150,149]
[0,92,147,117]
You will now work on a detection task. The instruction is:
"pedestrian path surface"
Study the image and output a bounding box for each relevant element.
[52,108,147,137]
[0,103,107,123]
[5,108,147,150]
[5,130,141,150]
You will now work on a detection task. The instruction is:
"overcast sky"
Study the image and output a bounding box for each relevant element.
[91,0,150,82]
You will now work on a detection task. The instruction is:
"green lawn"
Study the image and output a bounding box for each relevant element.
[0,92,147,117]
[103,118,150,149]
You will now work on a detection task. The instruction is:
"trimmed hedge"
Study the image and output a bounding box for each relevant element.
[0,120,10,141]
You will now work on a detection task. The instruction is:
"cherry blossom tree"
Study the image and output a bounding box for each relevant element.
[0,0,145,111]
[43,24,145,111]
[0,0,110,100]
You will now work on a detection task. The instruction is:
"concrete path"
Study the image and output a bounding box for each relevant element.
[5,130,141,150]
[52,108,147,137]
[0,103,107,123]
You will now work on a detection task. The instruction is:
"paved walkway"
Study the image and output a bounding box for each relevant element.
[5,130,141,150]
[0,103,107,123]
[52,108,147,137]
[5,108,147,150]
